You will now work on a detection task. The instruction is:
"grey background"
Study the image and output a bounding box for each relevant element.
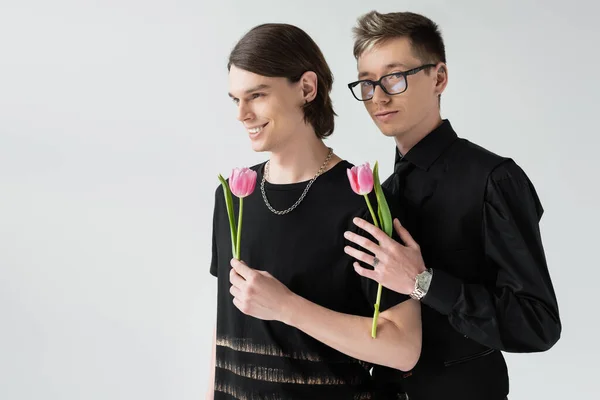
[1,0,597,399]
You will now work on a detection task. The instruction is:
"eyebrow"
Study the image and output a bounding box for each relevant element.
[228,84,271,98]
[358,63,409,79]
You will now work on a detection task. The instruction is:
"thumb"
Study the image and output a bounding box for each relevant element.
[230,258,253,278]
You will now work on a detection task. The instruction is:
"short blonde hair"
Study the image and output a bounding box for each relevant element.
[352,11,446,64]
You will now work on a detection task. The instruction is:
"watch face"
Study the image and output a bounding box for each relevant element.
[417,270,432,290]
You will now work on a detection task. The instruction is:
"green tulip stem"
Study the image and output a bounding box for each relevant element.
[235,197,243,260]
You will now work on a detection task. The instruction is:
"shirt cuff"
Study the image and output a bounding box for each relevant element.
[421,268,462,315]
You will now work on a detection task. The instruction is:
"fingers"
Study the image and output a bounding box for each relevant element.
[344,230,379,254]
[230,258,255,279]
[352,217,391,245]
[353,262,379,282]
[344,245,380,267]
[229,285,242,299]
[229,266,246,288]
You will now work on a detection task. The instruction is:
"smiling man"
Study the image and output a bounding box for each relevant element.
[343,10,562,400]
[207,23,422,400]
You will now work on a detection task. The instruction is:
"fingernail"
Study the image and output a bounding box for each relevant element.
[344,231,350,238]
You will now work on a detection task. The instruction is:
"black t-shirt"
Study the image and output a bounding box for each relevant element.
[210,160,408,400]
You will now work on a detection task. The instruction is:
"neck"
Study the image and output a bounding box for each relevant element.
[394,111,443,156]
[266,131,337,184]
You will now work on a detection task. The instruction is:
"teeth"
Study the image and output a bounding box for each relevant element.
[248,125,264,134]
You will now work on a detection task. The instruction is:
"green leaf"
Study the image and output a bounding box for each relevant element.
[377,196,383,228]
[218,174,237,257]
[373,162,393,237]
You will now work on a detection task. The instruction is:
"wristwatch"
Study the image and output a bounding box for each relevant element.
[410,268,433,300]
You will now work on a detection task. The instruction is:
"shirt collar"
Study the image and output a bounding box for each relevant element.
[395,119,458,171]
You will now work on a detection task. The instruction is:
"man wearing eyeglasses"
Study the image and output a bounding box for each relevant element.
[342,11,562,400]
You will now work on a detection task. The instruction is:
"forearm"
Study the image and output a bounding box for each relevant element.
[284,295,420,371]
[424,268,561,352]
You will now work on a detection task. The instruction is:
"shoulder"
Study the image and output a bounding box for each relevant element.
[249,162,265,172]
[322,159,354,187]
[449,138,509,170]
[486,159,541,205]
[321,159,371,210]
[443,138,522,193]
[333,159,354,170]
[483,158,543,215]
[488,158,530,183]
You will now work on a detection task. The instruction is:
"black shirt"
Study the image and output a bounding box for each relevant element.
[374,120,561,400]
[210,160,408,400]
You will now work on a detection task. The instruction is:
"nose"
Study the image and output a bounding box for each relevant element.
[371,84,390,105]
[236,101,253,122]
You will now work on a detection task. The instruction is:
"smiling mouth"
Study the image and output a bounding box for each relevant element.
[248,122,268,134]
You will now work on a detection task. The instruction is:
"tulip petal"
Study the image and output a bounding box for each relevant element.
[230,167,257,198]
[357,164,374,194]
[347,168,360,194]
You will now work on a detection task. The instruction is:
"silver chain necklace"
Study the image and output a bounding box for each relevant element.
[261,147,334,215]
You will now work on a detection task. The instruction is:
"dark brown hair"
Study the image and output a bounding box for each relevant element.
[228,23,336,139]
[353,11,446,66]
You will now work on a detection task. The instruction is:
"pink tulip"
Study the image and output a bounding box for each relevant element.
[347,163,374,195]
[229,167,257,198]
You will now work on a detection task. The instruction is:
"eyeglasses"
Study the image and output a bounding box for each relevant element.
[347,64,437,101]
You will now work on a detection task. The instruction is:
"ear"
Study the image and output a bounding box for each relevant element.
[299,71,318,103]
[434,63,448,96]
